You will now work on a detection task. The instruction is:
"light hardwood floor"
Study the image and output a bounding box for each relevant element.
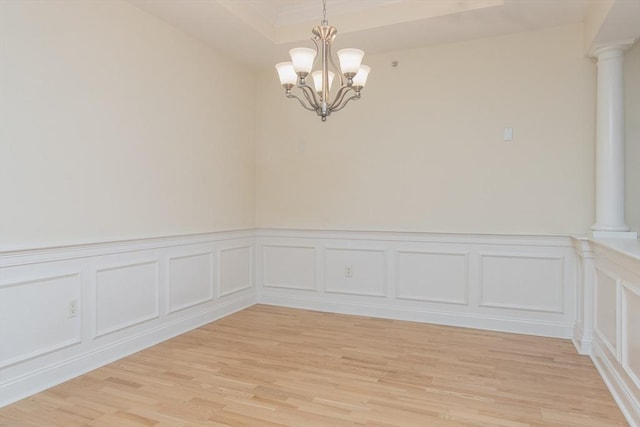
[0,305,628,426]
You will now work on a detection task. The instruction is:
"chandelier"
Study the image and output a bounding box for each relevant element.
[275,0,371,122]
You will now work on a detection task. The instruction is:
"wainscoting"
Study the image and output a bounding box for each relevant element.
[256,229,577,338]
[573,238,640,426]
[2,228,639,426]
[0,230,256,407]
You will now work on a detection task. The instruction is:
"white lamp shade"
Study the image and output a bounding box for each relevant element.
[311,70,335,93]
[337,48,364,75]
[275,62,298,86]
[352,65,370,88]
[289,47,316,74]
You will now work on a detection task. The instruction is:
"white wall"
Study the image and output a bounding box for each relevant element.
[0,0,255,251]
[255,24,595,235]
[624,40,640,233]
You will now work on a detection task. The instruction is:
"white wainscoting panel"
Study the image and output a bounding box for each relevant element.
[595,267,618,355]
[263,245,315,290]
[95,261,159,338]
[396,251,468,304]
[0,230,256,408]
[480,254,564,313]
[0,273,81,368]
[219,245,252,297]
[588,239,640,427]
[256,229,577,340]
[622,282,640,389]
[324,248,386,297]
[4,228,638,425]
[168,252,213,313]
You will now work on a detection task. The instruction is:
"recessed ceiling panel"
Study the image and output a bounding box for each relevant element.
[127,0,594,67]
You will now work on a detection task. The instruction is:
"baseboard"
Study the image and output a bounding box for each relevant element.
[0,293,254,408]
[258,293,574,338]
[591,336,640,427]
[572,323,592,355]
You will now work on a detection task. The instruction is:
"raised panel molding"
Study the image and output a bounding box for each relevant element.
[2,230,638,426]
[263,245,315,290]
[168,252,214,313]
[622,282,640,391]
[396,250,468,305]
[479,254,564,313]
[0,230,256,408]
[219,245,252,297]
[94,260,160,338]
[0,273,82,368]
[0,229,593,415]
[324,247,386,297]
[585,239,640,427]
[258,231,575,340]
[594,267,619,357]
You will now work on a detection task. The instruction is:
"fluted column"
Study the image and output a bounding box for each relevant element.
[591,41,637,238]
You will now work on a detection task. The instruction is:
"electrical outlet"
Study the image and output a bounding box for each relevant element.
[344,265,353,278]
[68,299,78,318]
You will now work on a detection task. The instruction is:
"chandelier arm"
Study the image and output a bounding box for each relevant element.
[327,45,344,88]
[331,93,361,113]
[311,38,320,70]
[286,93,317,111]
[299,83,321,108]
[320,33,329,109]
[328,85,353,109]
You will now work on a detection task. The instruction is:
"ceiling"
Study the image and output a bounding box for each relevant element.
[127,0,639,68]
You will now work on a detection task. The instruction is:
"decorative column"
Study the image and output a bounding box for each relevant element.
[591,41,637,238]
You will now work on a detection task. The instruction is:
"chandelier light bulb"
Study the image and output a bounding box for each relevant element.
[337,48,365,77]
[352,65,370,89]
[312,70,335,94]
[289,48,316,76]
[275,62,298,87]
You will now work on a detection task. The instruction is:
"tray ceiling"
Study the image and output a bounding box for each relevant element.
[126,0,600,67]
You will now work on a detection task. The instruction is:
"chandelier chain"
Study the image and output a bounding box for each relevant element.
[322,0,327,24]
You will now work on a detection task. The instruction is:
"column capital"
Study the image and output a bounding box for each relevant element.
[589,38,636,58]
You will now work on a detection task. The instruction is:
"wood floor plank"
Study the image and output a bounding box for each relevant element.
[0,305,628,426]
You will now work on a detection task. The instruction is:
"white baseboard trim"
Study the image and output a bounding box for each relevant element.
[571,323,592,355]
[0,293,254,408]
[591,337,640,427]
[258,293,574,339]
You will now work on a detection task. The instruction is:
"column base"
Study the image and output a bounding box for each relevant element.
[590,230,638,239]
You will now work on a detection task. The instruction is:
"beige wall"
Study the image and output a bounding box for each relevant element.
[0,0,255,251]
[625,40,640,233]
[0,8,602,248]
[255,24,595,235]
